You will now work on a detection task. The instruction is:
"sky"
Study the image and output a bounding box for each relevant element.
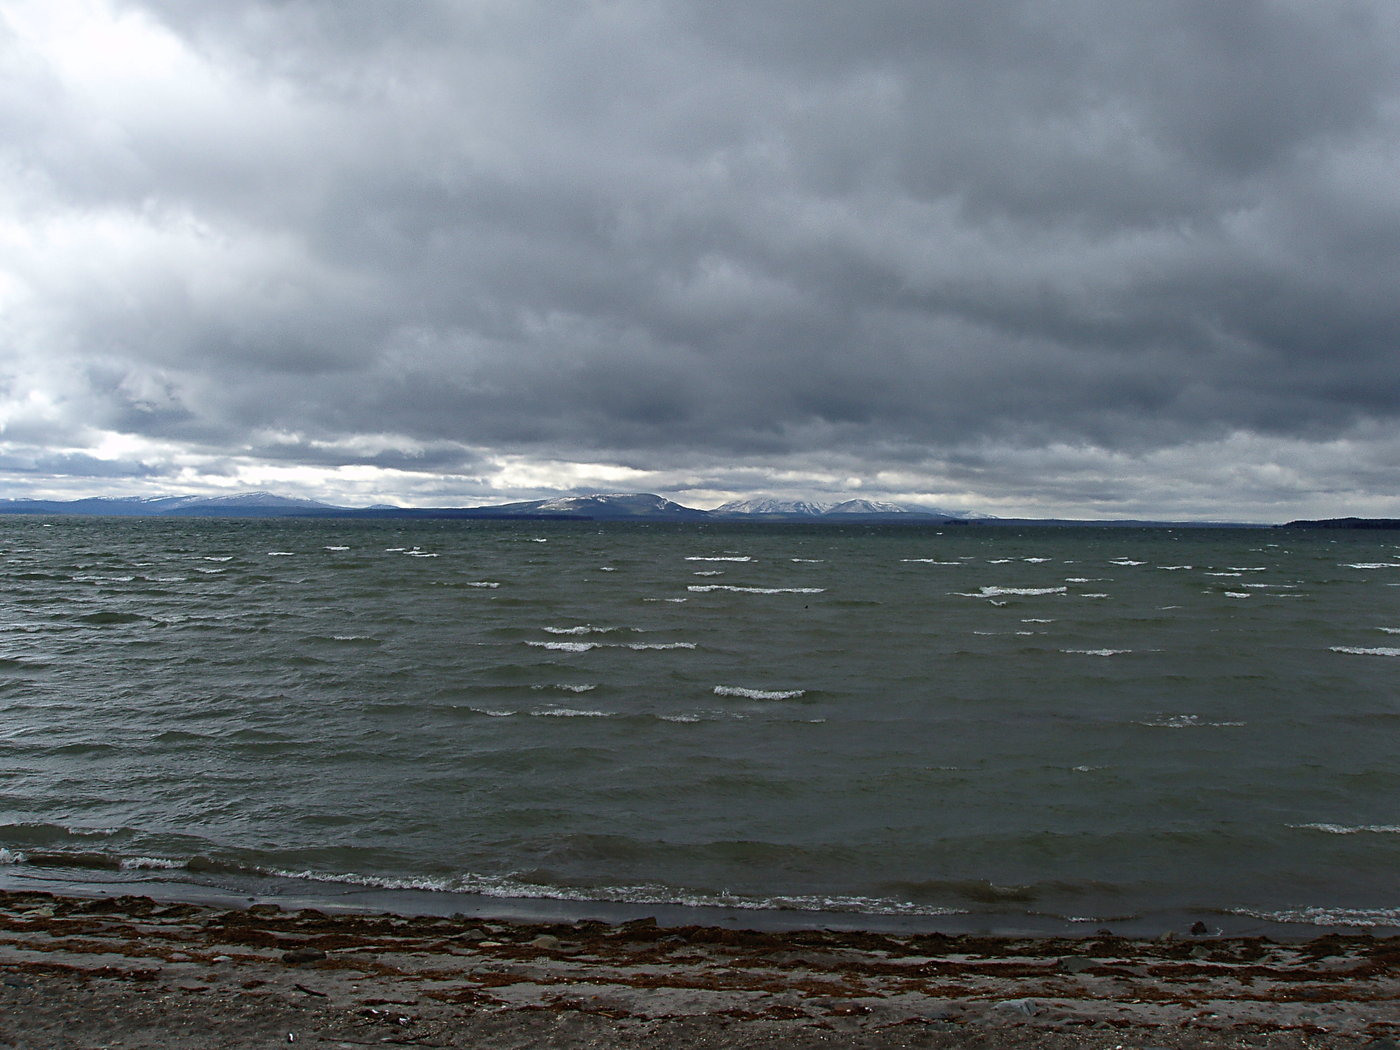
[3,0,1400,521]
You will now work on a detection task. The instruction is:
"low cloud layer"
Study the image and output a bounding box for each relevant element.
[3,0,1400,519]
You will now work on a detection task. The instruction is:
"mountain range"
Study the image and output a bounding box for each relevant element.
[0,491,982,521]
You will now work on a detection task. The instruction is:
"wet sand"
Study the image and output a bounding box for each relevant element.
[2,889,1397,1048]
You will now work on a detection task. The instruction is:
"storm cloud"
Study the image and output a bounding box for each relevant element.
[3,0,1399,518]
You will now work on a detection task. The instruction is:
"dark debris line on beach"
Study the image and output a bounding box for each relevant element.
[1,890,1399,1048]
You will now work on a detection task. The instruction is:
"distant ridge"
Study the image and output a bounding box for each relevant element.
[711,496,982,521]
[0,490,971,521]
[1279,517,1400,530]
[0,490,1261,525]
[0,491,342,518]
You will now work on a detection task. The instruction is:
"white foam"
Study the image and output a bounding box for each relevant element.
[1233,905,1400,928]
[0,848,26,864]
[692,570,724,576]
[687,585,824,594]
[203,556,232,562]
[1064,649,1132,656]
[1022,557,1051,563]
[714,685,807,700]
[598,566,616,572]
[1109,559,1145,566]
[267,551,295,557]
[323,545,350,551]
[1380,627,1400,634]
[533,708,611,718]
[627,642,696,650]
[791,558,825,563]
[544,625,619,635]
[987,558,1013,564]
[644,597,688,602]
[464,581,500,588]
[1021,618,1055,623]
[1158,565,1193,570]
[902,559,960,565]
[958,586,1067,598]
[1228,566,1267,572]
[659,713,702,723]
[1346,563,1400,569]
[1137,714,1245,728]
[686,556,752,562]
[1331,646,1400,657]
[525,641,598,652]
[1224,591,1251,599]
[1205,571,1242,577]
[119,856,184,870]
[1289,823,1400,834]
[541,683,598,694]
[1080,593,1110,599]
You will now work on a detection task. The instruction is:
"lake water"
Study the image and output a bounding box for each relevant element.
[2,515,1398,934]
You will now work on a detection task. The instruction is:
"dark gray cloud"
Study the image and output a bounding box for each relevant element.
[2,0,1399,517]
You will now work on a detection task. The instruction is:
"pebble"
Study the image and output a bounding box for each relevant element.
[529,934,562,950]
[282,947,327,964]
[992,998,1040,1017]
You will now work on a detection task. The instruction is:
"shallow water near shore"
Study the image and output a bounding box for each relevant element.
[2,515,1399,934]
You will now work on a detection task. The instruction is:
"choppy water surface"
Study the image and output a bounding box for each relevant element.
[2,515,1399,932]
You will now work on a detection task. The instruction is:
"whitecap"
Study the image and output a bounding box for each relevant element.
[644,598,688,603]
[902,559,960,565]
[544,625,619,635]
[1224,592,1251,599]
[692,570,724,576]
[1289,823,1400,834]
[1380,627,1400,634]
[1021,618,1055,623]
[1158,565,1193,570]
[323,545,350,551]
[533,708,611,718]
[685,556,752,562]
[525,641,597,652]
[627,642,697,650]
[687,585,825,594]
[1064,649,1132,656]
[267,551,295,557]
[1346,563,1400,569]
[1331,646,1400,657]
[202,556,233,562]
[791,558,824,563]
[714,685,807,700]
[1080,593,1110,599]
[1109,559,1145,566]
[957,586,1067,598]
[598,566,617,572]
[464,581,501,588]
[1137,714,1245,728]
[532,683,597,694]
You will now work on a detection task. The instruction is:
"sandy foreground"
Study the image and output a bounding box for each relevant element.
[1,890,1398,1049]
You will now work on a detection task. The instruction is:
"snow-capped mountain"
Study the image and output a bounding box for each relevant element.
[824,499,914,515]
[480,493,710,519]
[710,497,983,520]
[712,498,834,515]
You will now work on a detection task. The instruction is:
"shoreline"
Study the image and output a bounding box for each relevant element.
[4,864,1396,944]
[4,887,1399,1048]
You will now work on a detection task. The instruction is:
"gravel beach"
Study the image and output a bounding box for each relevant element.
[2,889,1397,1048]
